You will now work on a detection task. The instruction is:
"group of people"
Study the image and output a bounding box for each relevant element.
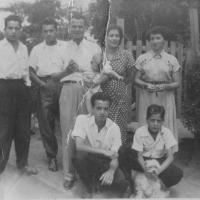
[0,13,183,198]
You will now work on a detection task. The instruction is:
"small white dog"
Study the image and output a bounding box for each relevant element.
[132,160,170,198]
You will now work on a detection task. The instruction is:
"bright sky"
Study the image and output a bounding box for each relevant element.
[0,0,94,31]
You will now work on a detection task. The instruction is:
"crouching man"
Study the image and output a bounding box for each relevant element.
[119,104,183,194]
[71,92,126,198]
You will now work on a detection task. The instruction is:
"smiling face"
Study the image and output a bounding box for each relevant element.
[5,20,21,42]
[150,33,165,52]
[70,18,85,41]
[93,100,110,123]
[42,24,57,44]
[106,29,121,49]
[147,113,163,134]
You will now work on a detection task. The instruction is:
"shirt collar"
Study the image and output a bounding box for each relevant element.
[150,49,165,58]
[42,39,61,48]
[89,115,110,129]
[145,125,164,139]
[2,38,23,50]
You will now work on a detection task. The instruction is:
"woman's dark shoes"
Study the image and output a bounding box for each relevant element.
[48,158,58,172]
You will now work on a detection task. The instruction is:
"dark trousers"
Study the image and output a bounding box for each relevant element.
[0,79,31,174]
[73,152,126,192]
[118,145,183,188]
[37,77,61,159]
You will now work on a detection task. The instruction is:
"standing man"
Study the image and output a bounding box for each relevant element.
[60,14,102,189]
[0,15,37,175]
[29,18,68,172]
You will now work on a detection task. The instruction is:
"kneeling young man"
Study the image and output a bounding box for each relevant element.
[72,92,125,197]
[119,104,183,190]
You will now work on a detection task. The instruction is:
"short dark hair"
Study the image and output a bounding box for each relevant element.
[42,17,57,30]
[146,104,165,120]
[70,13,86,24]
[107,24,123,45]
[5,15,22,28]
[146,26,168,41]
[91,92,111,107]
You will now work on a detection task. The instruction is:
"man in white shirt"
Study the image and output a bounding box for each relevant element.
[72,92,126,198]
[59,14,102,189]
[0,15,37,175]
[29,18,70,172]
[119,104,183,192]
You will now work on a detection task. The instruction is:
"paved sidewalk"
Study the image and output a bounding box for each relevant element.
[1,121,200,199]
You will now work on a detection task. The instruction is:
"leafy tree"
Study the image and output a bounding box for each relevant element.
[111,0,190,42]
[90,0,110,47]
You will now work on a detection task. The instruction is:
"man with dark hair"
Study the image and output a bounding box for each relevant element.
[72,92,125,198]
[59,14,102,189]
[29,17,70,171]
[119,104,183,195]
[0,15,36,175]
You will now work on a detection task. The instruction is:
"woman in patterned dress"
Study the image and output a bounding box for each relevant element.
[134,26,181,151]
[94,25,135,144]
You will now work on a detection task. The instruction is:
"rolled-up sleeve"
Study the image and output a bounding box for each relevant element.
[110,125,122,152]
[163,129,177,150]
[29,46,39,71]
[132,129,143,152]
[71,115,86,139]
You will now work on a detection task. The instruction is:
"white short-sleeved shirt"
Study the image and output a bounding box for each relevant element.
[29,40,66,77]
[72,114,122,152]
[0,39,30,85]
[61,39,102,82]
[132,125,177,158]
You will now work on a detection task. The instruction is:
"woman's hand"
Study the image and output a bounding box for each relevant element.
[156,84,167,92]
[146,83,156,92]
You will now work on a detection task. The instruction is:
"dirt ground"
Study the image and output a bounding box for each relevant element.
[0,120,200,200]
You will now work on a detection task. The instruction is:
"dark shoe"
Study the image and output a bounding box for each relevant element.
[48,158,58,172]
[20,165,38,175]
[63,179,75,190]
[122,185,133,198]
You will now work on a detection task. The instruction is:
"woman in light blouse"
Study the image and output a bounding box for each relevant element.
[135,26,181,151]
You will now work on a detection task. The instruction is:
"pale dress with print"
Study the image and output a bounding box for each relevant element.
[135,50,181,151]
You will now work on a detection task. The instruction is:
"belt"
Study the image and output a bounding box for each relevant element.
[63,80,82,84]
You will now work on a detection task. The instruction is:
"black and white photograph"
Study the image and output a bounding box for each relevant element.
[0,0,199,199]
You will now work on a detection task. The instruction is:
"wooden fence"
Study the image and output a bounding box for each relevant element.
[125,40,185,119]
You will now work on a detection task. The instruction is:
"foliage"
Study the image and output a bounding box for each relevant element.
[182,56,200,138]
[90,0,110,47]
[110,0,190,42]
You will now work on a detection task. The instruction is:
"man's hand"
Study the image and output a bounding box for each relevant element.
[102,150,118,159]
[99,169,115,185]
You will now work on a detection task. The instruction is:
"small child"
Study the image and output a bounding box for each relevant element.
[83,54,102,113]
[83,53,125,113]
[102,54,124,80]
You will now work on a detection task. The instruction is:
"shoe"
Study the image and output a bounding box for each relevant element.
[63,179,75,190]
[20,165,38,175]
[122,185,133,198]
[48,158,58,172]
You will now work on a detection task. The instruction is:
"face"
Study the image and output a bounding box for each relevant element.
[42,24,57,44]
[106,29,121,48]
[5,20,21,42]
[91,54,102,72]
[93,100,110,123]
[70,18,85,41]
[147,113,163,134]
[150,33,165,52]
